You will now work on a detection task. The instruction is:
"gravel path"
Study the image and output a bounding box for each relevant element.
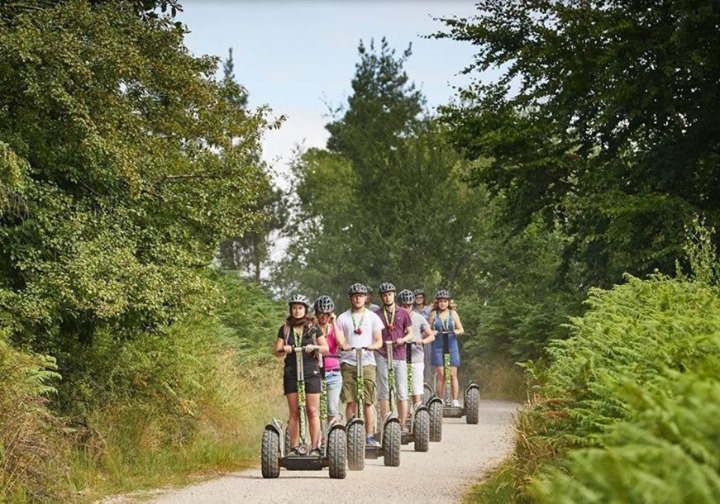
[130,400,519,504]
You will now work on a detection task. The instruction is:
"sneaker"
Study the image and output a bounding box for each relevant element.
[310,447,322,457]
[452,399,461,407]
[289,446,301,456]
[366,436,380,447]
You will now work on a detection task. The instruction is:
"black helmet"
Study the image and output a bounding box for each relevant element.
[313,295,335,314]
[413,288,425,297]
[347,283,369,295]
[378,282,396,294]
[397,289,415,306]
[288,294,310,308]
[435,289,451,300]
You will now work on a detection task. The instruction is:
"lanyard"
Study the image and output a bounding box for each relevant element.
[351,309,365,334]
[383,304,396,330]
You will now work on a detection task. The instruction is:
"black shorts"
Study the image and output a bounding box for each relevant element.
[283,366,322,395]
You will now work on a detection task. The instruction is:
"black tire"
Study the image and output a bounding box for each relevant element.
[413,409,430,452]
[328,427,347,479]
[347,422,365,471]
[466,387,480,424]
[429,401,443,442]
[261,429,280,478]
[382,421,401,467]
[283,425,291,455]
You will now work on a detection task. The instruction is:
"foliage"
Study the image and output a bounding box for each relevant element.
[531,357,720,504]
[0,0,272,406]
[506,274,720,502]
[437,0,720,288]
[214,48,287,282]
[0,329,67,503]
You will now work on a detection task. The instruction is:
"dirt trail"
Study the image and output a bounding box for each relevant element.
[116,400,519,504]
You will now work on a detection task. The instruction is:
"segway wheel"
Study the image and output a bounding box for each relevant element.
[346,422,365,471]
[414,409,430,452]
[261,428,280,478]
[327,427,347,479]
[382,421,401,467]
[465,387,480,424]
[429,401,443,442]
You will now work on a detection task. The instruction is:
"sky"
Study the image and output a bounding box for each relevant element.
[176,1,481,182]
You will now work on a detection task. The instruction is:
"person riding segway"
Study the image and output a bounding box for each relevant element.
[262,295,347,478]
[334,283,384,470]
[427,290,480,424]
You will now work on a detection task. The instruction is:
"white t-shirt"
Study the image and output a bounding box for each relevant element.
[409,311,430,363]
[337,308,384,367]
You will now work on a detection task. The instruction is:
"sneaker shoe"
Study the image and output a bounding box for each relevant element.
[366,436,380,447]
[289,446,301,456]
[310,447,322,457]
[452,399,461,407]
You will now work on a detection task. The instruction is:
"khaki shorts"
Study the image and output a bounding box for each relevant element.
[340,363,377,406]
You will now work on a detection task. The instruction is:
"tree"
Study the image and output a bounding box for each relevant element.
[214,47,285,282]
[437,0,720,288]
[0,1,271,362]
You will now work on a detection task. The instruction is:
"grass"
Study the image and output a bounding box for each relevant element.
[66,351,288,503]
[465,355,528,402]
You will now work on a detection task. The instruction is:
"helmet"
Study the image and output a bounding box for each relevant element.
[413,288,425,297]
[378,282,396,294]
[288,294,310,308]
[366,285,373,294]
[435,290,451,300]
[347,283,369,295]
[397,289,415,306]
[313,295,335,314]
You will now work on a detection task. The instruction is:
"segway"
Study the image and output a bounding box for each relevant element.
[345,347,367,471]
[399,342,430,451]
[370,341,402,466]
[437,331,480,424]
[261,346,347,478]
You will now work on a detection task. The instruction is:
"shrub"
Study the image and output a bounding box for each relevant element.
[0,329,67,503]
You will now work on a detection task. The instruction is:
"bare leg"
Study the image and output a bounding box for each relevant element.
[286,393,299,446]
[435,367,446,402]
[398,400,408,426]
[379,399,390,420]
[345,402,357,420]
[451,366,459,401]
[365,402,376,436]
[306,393,321,448]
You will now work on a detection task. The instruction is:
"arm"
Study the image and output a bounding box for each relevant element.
[399,325,413,345]
[453,311,465,336]
[275,337,290,358]
[368,328,383,351]
[421,323,435,344]
[311,334,329,355]
[333,323,349,351]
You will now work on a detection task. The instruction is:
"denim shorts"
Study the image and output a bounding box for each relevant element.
[324,369,342,417]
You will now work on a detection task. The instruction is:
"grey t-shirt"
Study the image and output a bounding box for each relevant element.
[409,311,429,364]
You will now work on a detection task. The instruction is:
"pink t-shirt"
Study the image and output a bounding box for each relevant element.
[323,323,341,371]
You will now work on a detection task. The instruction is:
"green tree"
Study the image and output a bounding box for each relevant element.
[214,47,286,282]
[0,1,271,395]
[437,0,720,288]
